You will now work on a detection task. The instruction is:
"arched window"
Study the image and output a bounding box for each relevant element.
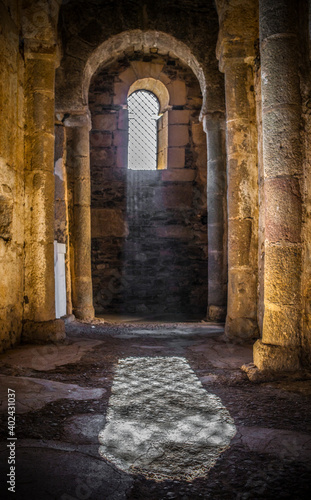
[127,90,160,170]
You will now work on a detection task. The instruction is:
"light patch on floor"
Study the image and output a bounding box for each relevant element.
[98,357,236,481]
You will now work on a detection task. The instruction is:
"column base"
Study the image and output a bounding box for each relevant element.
[253,339,301,372]
[22,319,66,344]
[73,306,95,321]
[208,305,226,322]
[225,316,259,342]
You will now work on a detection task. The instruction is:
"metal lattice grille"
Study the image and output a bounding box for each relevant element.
[128,90,160,170]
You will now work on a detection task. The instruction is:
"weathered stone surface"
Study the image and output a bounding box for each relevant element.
[91,209,128,238]
[265,178,302,243]
[0,375,105,413]
[22,319,66,344]
[253,339,301,372]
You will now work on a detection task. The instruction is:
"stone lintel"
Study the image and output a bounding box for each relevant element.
[22,319,66,344]
[253,339,301,372]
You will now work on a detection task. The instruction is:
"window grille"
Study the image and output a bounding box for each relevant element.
[127,90,160,170]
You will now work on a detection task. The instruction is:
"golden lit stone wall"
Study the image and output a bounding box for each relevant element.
[0,1,25,352]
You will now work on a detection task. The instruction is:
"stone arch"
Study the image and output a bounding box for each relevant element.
[80,30,207,119]
[128,78,170,113]
[61,28,227,322]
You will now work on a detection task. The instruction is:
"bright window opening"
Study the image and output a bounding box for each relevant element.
[128,90,160,170]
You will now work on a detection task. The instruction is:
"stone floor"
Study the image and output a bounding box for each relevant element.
[0,320,311,499]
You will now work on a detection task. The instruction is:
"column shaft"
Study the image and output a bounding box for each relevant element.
[254,0,302,370]
[204,113,227,322]
[65,114,94,320]
[23,47,65,341]
[223,58,259,341]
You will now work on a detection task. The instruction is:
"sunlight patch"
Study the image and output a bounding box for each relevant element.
[98,357,236,481]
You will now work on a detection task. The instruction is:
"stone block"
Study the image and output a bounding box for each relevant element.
[208,224,224,253]
[225,316,259,342]
[192,123,206,145]
[158,127,168,149]
[208,193,225,226]
[253,339,301,372]
[0,195,13,241]
[261,37,300,109]
[265,244,301,306]
[227,158,256,220]
[208,305,226,322]
[208,251,224,282]
[265,177,301,243]
[94,92,112,105]
[155,185,193,210]
[156,226,192,239]
[25,131,54,173]
[166,80,187,105]
[227,268,257,320]
[225,63,254,120]
[113,130,128,148]
[32,92,55,134]
[207,162,226,195]
[161,170,195,182]
[130,61,164,80]
[22,319,66,344]
[25,58,55,92]
[169,125,189,147]
[228,219,252,268]
[92,113,117,132]
[90,148,115,167]
[119,66,136,85]
[113,82,128,105]
[262,106,301,178]
[118,109,128,130]
[262,304,301,347]
[168,147,185,168]
[90,132,112,148]
[116,147,128,168]
[157,149,167,170]
[91,209,128,238]
[168,110,190,125]
[259,0,299,41]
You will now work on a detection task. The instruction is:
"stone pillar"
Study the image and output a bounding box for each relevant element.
[217,43,259,341]
[23,41,65,342]
[253,0,302,371]
[64,113,94,320]
[203,112,227,322]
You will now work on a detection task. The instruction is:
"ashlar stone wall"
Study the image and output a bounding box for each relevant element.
[89,51,208,317]
[0,1,25,351]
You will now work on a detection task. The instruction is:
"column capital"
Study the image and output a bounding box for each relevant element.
[63,110,92,131]
[217,38,256,73]
[215,0,258,72]
[202,111,226,133]
[23,39,57,61]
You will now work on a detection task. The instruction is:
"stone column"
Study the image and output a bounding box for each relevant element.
[203,112,227,322]
[253,0,302,371]
[64,113,94,320]
[23,41,65,342]
[217,42,259,341]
